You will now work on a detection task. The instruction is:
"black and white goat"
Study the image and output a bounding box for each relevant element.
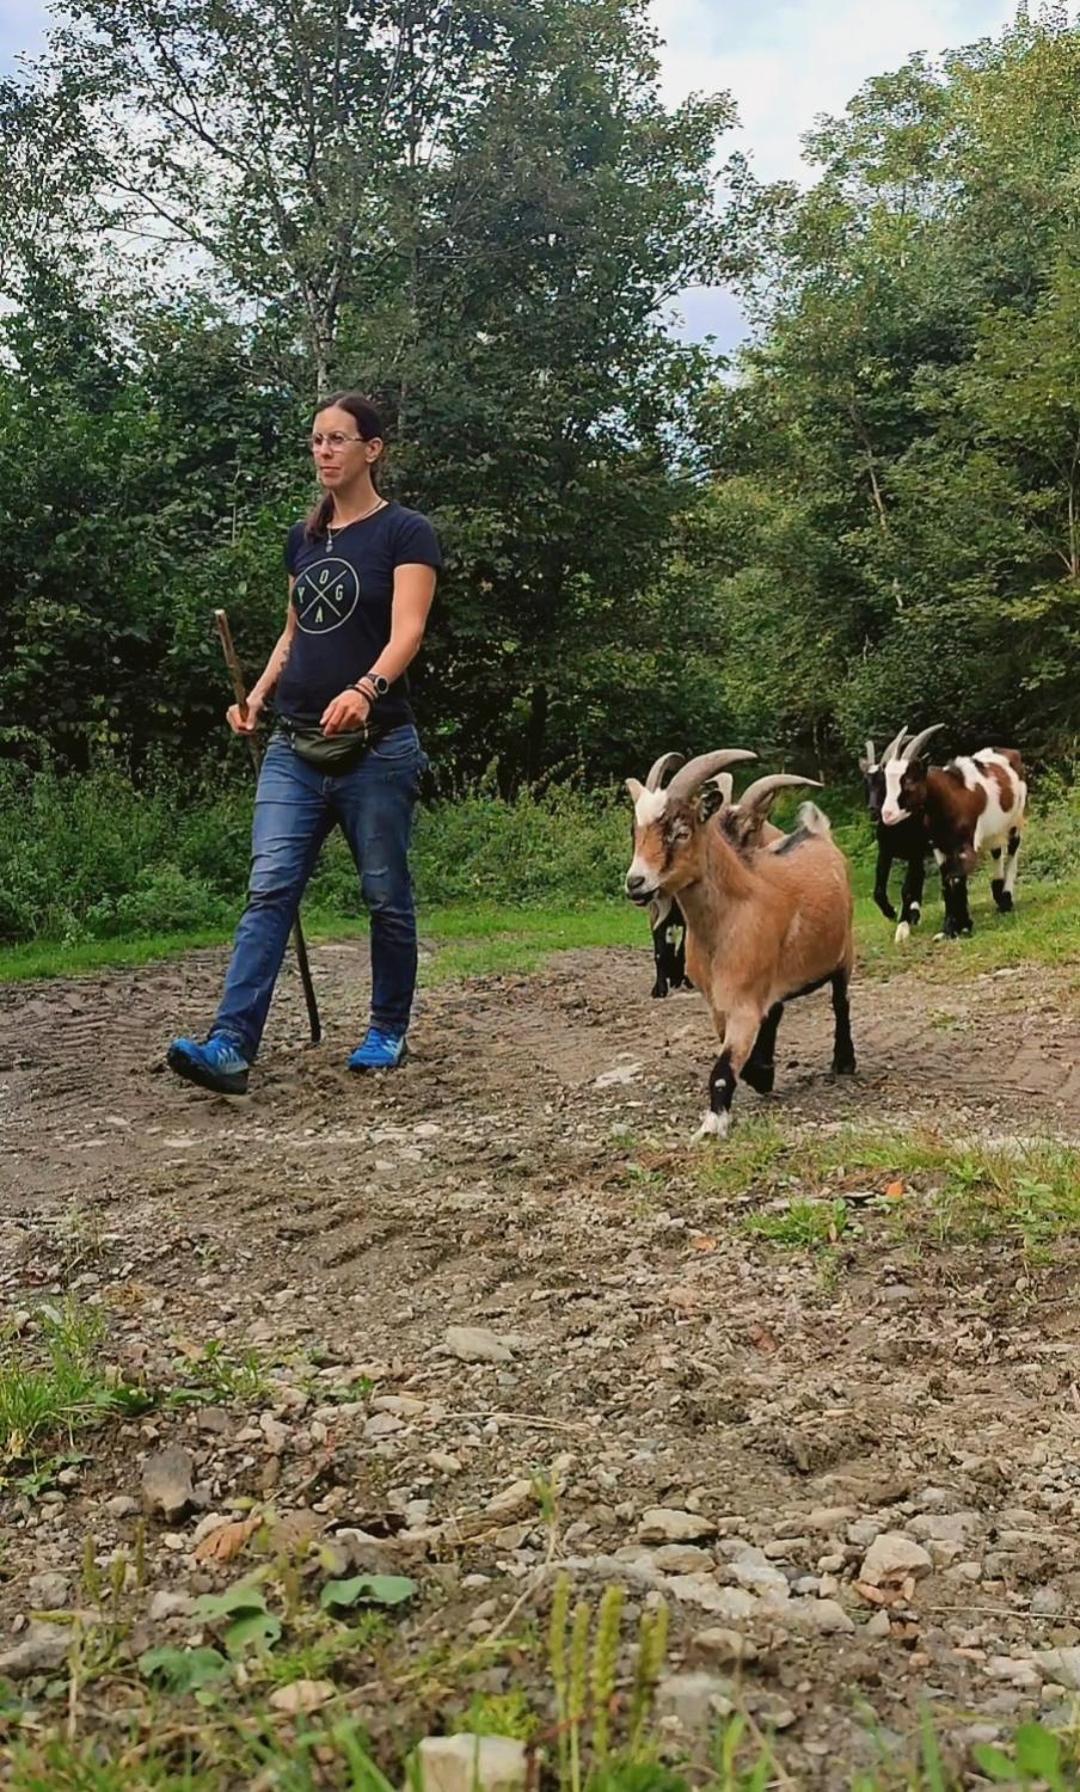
[879,725,1028,939]
[859,728,931,944]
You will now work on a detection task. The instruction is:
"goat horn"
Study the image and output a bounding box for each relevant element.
[737,773,823,811]
[902,723,945,763]
[865,739,876,766]
[666,749,757,805]
[644,751,685,792]
[881,724,909,764]
[714,772,734,805]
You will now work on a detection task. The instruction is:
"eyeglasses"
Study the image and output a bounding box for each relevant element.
[310,431,366,451]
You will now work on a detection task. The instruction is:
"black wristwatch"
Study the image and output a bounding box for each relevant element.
[352,673,390,700]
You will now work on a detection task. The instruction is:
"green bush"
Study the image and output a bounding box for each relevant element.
[0,756,1075,949]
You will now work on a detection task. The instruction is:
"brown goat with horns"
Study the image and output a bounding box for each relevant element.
[625,750,857,1138]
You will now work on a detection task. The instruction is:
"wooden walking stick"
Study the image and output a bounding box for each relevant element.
[214,608,322,1045]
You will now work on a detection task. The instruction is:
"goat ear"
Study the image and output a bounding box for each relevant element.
[626,777,645,803]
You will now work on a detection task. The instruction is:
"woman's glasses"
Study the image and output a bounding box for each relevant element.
[310,431,365,451]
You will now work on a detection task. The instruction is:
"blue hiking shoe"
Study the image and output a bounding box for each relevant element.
[348,1027,408,1072]
[166,1033,250,1095]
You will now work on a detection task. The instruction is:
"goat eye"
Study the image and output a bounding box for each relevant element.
[668,821,691,845]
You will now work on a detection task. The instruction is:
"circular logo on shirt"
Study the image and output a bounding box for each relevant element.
[294,558,360,634]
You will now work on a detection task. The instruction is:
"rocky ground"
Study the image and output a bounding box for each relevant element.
[1,936,1079,1786]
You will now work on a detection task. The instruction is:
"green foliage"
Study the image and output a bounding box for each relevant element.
[708,11,1080,765]
[319,1576,417,1613]
[0,1303,144,1463]
[743,1198,849,1250]
[137,1647,231,1695]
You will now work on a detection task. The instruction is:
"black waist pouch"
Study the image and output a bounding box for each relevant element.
[278,720,376,774]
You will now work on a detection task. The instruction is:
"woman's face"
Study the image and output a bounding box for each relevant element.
[311,405,380,490]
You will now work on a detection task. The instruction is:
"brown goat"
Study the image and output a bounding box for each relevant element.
[625,750,856,1138]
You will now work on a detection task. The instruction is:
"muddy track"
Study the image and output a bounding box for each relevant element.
[1,937,1079,1784]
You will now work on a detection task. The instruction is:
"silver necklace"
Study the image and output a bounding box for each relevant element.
[326,495,386,552]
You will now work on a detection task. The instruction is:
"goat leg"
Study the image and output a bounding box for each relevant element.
[873,842,898,921]
[830,971,856,1075]
[894,853,926,945]
[694,1010,760,1141]
[741,1002,784,1095]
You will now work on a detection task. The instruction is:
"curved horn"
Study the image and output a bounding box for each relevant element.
[902,723,944,764]
[881,724,909,765]
[737,773,823,812]
[865,739,876,766]
[666,749,757,806]
[714,772,734,806]
[644,751,685,792]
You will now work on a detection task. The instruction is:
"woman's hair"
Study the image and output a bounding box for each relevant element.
[304,391,386,539]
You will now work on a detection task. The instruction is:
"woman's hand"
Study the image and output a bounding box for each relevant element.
[320,687,371,735]
[227,694,264,735]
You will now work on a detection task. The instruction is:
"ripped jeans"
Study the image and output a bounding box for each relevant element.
[213,724,427,1060]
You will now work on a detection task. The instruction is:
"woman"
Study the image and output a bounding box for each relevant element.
[167,392,441,1094]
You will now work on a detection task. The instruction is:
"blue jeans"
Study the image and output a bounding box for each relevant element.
[213,724,427,1060]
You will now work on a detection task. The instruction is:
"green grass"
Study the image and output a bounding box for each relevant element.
[0,1303,146,1462]
[743,1196,849,1249]
[689,1117,1080,1249]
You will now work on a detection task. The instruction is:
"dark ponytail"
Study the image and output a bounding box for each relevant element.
[304,392,386,540]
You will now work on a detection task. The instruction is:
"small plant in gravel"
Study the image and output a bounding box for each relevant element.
[743,1198,849,1251]
[0,1302,148,1464]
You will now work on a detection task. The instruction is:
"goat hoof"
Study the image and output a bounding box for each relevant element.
[894,921,911,945]
[832,1056,856,1077]
[651,986,668,999]
[692,1110,730,1143]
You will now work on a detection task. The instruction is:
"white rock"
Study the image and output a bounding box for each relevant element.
[866,1610,891,1638]
[363,1412,405,1441]
[730,1555,789,1599]
[485,1480,535,1520]
[652,1545,715,1573]
[667,1576,757,1618]
[860,1533,932,1587]
[444,1327,512,1365]
[638,1508,717,1545]
[986,1657,1040,1689]
[106,1495,140,1519]
[907,1512,978,1543]
[413,1734,527,1792]
[694,1627,759,1664]
[656,1672,733,1730]
[28,1573,70,1611]
[0,1622,74,1679]
[259,1413,290,1454]
[148,1590,196,1623]
[429,1452,463,1476]
[269,1679,335,1714]
[1034,1648,1080,1691]
[770,1597,855,1635]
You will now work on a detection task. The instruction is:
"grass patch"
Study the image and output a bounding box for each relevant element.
[690,1118,1080,1251]
[743,1197,849,1250]
[0,1303,147,1463]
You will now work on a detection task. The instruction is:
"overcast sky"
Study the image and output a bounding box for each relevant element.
[2,0,1018,350]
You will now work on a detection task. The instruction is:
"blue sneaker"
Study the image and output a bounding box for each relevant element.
[166,1033,250,1095]
[348,1027,408,1072]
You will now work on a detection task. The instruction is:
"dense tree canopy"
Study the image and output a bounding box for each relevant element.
[1,3,1078,784]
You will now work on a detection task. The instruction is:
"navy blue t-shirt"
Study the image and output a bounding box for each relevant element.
[277,501,442,729]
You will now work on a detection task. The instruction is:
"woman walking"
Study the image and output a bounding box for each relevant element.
[167,393,441,1094]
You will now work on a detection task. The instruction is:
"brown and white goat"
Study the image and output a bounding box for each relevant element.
[879,725,1028,939]
[625,750,856,1138]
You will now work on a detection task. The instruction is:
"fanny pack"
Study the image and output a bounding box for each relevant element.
[277,720,378,774]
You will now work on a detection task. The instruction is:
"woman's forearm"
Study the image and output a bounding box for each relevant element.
[250,629,294,705]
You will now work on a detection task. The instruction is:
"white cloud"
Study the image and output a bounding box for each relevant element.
[650,0,1017,183]
[651,0,1017,345]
